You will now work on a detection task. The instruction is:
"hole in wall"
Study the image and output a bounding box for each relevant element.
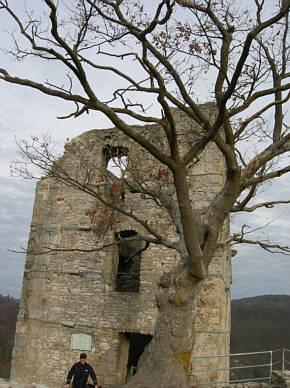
[123,332,153,380]
[115,230,147,293]
[103,145,128,178]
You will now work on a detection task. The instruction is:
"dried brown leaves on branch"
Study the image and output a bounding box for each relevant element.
[1,1,290,386]
[3,0,289,270]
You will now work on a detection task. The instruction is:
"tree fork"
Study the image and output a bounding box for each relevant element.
[172,165,206,279]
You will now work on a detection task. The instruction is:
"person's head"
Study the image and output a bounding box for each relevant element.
[79,353,87,365]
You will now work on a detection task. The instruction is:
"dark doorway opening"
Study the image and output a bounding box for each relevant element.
[124,332,153,380]
[116,230,147,293]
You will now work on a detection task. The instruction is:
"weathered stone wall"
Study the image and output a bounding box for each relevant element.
[11,105,231,388]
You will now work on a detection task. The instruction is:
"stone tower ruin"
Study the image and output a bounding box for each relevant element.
[11,105,232,387]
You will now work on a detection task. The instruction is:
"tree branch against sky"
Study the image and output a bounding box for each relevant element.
[0,1,289,387]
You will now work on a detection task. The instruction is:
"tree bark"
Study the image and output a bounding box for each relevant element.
[120,263,200,388]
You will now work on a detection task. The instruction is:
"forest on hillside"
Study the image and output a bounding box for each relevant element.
[0,294,289,379]
[0,295,19,378]
[230,295,290,381]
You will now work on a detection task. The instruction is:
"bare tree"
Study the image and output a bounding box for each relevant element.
[1,1,290,387]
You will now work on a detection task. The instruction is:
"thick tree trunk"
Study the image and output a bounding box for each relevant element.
[121,263,201,388]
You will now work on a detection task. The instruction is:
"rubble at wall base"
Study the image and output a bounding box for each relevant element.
[2,370,290,388]
[0,379,49,388]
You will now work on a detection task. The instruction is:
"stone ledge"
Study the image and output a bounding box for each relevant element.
[271,369,290,387]
[220,370,290,388]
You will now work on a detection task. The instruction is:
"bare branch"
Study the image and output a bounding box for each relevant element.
[232,199,290,213]
[9,235,156,256]
[232,236,290,255]
[1,0,290,305]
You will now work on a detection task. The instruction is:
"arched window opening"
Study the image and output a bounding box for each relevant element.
[115,230,146,293]
[103,145,128,178]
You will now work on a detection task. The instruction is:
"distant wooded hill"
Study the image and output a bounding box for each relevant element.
[230,295,290,381]
[0,294,289,378]
[231,294,290,353]
[0,295,19,378]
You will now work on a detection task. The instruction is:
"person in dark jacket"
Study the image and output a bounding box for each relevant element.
[66,353,99,388]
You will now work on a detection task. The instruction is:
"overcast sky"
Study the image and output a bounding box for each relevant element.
[0,0,289,300]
